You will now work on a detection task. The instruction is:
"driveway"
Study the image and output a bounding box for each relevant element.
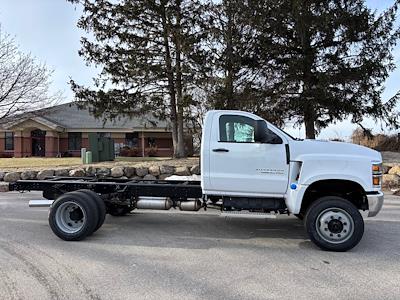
[0,191,399,299]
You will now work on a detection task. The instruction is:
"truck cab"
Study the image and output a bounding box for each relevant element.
[201,110,384,251]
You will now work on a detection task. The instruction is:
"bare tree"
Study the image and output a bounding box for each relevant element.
[0,29,60,120]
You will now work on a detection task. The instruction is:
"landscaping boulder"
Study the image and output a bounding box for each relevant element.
[37,170,55,180]
[136,167,149,177]
[20,170,37,180]
[55,169,70,177]
[160,165,175,174]
[149,166,160,176]
[382,165,391,175]
[388,165,400,176]
[97,167,111,177]
[143,174,157,180]
[190,165,200,175]
[130,176,143,180]
[4,172,21,182]
[382,174,400,189]
[159,174,173,180]
[69,169,85,177]
[84,166,97,177]
[0,182,9,192]
[124,167,136,178]
[0,172,6,181]
[111,167,124,178]
[174,166,190,176]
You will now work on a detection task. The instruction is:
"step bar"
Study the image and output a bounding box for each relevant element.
[29,200,53,207]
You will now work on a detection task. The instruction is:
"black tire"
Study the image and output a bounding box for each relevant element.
[49,191,99,241]
[76,189,106,232]
[107,205,132,216]
[305,196,364,252]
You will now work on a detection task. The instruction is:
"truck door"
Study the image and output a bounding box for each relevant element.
[209,113,289,196]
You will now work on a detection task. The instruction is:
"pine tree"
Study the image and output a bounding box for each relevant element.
[252,0,400,138]
[67,0,203,157]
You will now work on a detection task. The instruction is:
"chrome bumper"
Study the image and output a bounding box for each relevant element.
[367,192,384,217]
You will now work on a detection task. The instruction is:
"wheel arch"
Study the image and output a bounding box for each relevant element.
[300,179,368,215]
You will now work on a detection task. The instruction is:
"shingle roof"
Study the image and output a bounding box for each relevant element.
[1,102,171,130]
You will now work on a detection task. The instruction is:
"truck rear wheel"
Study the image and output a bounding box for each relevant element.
[305,196,364,252]
[49,191,99,241]
[75,189,106,232]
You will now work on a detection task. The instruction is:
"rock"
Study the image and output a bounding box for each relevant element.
[37,169,55,180]
[124,167,136,178]
[143,174,157,180]
[4,172,21,182]
[97,167,111,177]
[190,165,200,175]
[135,167,149,177]
[160,165,175,174]
[55,169,70,177]
[84,166,97,177]
[159,174,173,180]
[149,166,160,176]
[174,166,190,176]
[382,165,391,175]
[130,176,143,180]
[111,167,124,178]
[0,172,5,181]
[20,170,37,180]
[119,176,128,180]
[388,165,400,176]
[0,182,9,192]
[382,174,400,189]
[69,169,85,177]
[394,189,400,196]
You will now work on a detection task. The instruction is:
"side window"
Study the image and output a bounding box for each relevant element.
[219,115,255,143]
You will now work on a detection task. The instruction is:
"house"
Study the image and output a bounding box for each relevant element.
[0,102,193,158]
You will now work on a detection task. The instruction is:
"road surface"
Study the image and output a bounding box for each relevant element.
[0,191,399,299]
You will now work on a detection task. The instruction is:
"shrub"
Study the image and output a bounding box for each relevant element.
[351,128,400,152]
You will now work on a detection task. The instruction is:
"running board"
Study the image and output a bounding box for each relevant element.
[29,200,53,207]
[220,211,277,219]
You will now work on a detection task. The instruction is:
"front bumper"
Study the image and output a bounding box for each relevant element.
[367,191,384,217]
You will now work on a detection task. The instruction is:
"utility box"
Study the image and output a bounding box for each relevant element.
[88,133,115,162]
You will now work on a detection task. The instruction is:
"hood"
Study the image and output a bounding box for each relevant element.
[289,139,382,162]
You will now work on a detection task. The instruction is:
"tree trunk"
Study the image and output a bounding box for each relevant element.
[304,107,316,139]
[174,0,186,158]
[160,3,179,157]
[225,1,235,109]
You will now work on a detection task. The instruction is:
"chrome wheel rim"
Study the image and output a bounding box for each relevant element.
[55,201,86,234]
[315,207,354,244]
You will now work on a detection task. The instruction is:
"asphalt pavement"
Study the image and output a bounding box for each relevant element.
[0,191,399,300]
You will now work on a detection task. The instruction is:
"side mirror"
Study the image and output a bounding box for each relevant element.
[254,120,283,144]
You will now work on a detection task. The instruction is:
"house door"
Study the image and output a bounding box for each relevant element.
[31,129,46,157]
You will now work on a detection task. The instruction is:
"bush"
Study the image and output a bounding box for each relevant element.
[146,146,158,157]
[351,128,400,152]
[120,147,140,157]
[0,153,13,158]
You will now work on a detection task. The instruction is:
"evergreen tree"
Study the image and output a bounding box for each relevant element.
[252,0,400,138]
[67,0,204,157]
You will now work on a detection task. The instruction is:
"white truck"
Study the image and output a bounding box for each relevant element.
[10,110,384,252]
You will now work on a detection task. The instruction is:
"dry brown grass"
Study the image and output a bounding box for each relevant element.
[351,129,400,152]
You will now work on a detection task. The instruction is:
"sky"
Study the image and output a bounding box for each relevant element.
[0,0,399,140]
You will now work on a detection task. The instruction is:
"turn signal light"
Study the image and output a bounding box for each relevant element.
[373,176,381,186]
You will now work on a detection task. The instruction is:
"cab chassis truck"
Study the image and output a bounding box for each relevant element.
[10,110,384,252]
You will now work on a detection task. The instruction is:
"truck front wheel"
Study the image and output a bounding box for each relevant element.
[305,196,364,252]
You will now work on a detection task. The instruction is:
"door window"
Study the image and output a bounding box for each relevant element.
[219,115,255,143]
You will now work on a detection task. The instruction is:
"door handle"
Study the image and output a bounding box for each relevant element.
[212,148,229,152]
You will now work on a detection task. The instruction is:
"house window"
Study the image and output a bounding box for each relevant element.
[68,132,82,150]
[126,132,138,148]
[5,132,14,150]
[98,132,111,138]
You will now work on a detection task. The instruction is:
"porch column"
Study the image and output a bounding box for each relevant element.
[141,131,145,157]
[45,131,57,157]
[13,131,23,158]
